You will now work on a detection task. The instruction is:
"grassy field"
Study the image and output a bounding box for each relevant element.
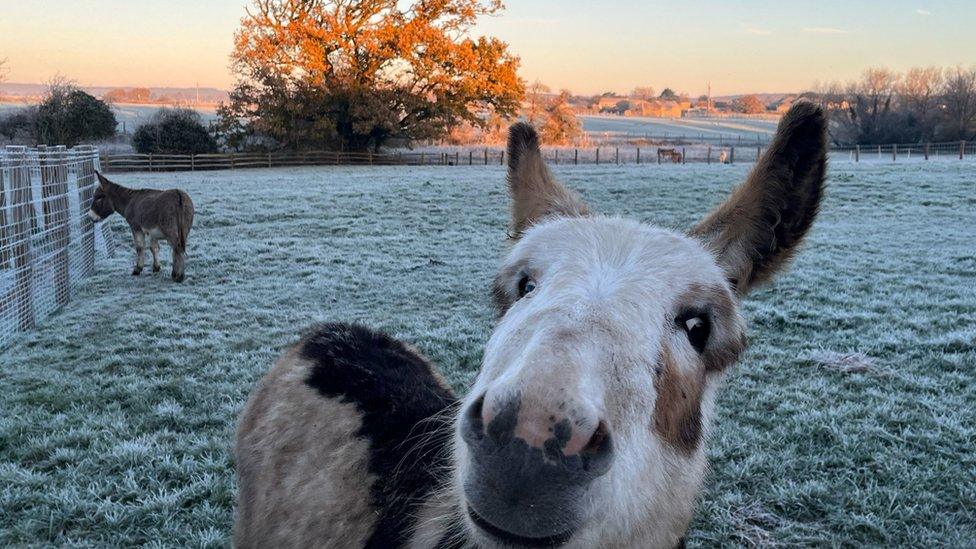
[581,115,778,139]
[1,162,974,547]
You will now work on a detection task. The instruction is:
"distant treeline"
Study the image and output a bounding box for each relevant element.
[806,66,976,145]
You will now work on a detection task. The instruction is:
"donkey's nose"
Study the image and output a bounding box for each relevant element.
[469,391,613,465]
[460,392,613,539]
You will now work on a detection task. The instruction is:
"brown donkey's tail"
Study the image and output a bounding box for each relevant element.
[175,191,191,251]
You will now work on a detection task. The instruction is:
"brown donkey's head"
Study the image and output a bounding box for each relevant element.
[88,172,118,222]
[454,102,827,548]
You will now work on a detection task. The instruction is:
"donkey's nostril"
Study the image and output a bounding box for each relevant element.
[579,421,613,473]
[462,394,487,442]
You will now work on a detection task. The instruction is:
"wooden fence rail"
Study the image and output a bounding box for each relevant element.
[100,141,974,173]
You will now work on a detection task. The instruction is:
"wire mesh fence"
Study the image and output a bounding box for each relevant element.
[0,145,116,348]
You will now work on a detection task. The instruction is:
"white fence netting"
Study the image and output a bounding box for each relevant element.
[0,145,116,348]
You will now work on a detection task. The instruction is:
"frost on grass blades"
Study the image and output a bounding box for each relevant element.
[0,162,974,545]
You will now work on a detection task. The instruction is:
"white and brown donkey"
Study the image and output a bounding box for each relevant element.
[235,101,827,548]
[89,172,194,282]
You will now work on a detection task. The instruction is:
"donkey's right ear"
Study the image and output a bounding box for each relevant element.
[506,122,588,238]
[690,101,827,296]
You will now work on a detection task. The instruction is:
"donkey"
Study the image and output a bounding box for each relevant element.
[235,101,827,548]
[88,172,194,282]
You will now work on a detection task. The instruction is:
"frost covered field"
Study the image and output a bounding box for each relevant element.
[1,162,975,546]
[581,115,778,139]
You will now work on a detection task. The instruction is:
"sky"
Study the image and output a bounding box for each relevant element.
[1,0,973,96]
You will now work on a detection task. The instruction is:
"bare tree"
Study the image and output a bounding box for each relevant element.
[838,68,902,144]
[939,66,976,141]
[631,86,655,101]
[525,80,552,126]
[899,67,944,141]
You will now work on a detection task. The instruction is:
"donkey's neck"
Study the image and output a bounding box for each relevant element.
[107,183,136,215]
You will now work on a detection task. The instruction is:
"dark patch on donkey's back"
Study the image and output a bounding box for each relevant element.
[301,323,457,549]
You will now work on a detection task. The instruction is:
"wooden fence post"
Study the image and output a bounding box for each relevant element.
[962,141,967,160]
[268,152,273,168]
[596,148,600,165]
[757,145,761,161]
[615,147,619,164]
[0,153,8,270]
[855,145,860,162]
[682,147,686,164]
[707,145,712,164]
[75,145,97,277]
[500,150,504,166]
[484,148,488,165]
[39,146,71,306]
[636,148,641,164]
[924,143,929,160]
[421,152,426,165]
[878,145,882,159]
[554,150,559,164]
[191,154,195,171]
[574,149,578,165]
[730,146,735,164]
[6,146,36,330]
[656,148,661,165]
[469,150,473,165]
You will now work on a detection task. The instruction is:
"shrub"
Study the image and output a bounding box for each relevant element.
[34,85,116,146]
[133,108,218,154]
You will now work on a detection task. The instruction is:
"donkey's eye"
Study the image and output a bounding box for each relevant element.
[517,276,537,298]
[677,312,710,353]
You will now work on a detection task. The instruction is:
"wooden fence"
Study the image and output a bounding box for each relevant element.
[100,140,973,173]
[0,145,115,348]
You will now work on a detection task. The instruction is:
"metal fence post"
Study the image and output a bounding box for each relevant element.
[75,145,97,277]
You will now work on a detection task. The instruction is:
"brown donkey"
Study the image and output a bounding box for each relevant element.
[89,172,194,282]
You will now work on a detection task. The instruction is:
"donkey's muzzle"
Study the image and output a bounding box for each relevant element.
[460,395,613,543]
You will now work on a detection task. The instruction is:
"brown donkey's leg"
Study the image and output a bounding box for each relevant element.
[150,238,161,273]
[169,237,186,283]
[132,229,146,276]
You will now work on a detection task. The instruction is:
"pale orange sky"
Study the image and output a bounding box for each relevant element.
[1,1,973,96]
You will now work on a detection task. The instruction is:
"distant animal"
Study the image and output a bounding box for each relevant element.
[88,172,194,282]
[658,147,683,163]
[719,149,729,163]
[235,101,828,548]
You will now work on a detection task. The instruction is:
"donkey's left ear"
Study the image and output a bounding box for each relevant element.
[95,171,111,188]
[691,101,827,296]
[506,122,588,237]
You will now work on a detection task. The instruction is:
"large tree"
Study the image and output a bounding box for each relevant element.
[939,66,976,141]
[219,0,523,151]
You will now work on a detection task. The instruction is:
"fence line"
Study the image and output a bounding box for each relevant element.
[99,140,973,173]
[0,145,116,348]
